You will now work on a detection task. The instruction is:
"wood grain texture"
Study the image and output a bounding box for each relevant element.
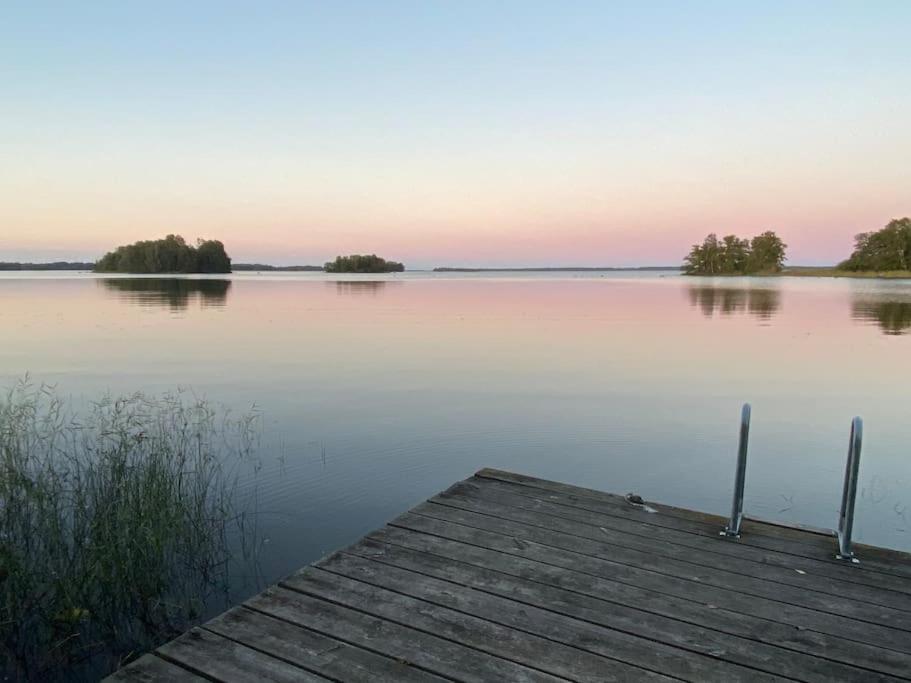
[106,468,911,682]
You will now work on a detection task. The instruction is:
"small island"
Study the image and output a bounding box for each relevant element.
[683,231,786,275]
[324,254,404,273]
[94,235,231,274]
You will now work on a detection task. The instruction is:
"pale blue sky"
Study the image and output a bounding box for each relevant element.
[2,1,909,266]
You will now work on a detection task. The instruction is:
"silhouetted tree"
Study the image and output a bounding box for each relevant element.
[683,233,722,275]
[721,235,750,273]
[838,218,911,272]
[746,231,787,273]
[195,239,232,273]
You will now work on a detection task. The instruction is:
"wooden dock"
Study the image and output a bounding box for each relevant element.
[109,468,911,682]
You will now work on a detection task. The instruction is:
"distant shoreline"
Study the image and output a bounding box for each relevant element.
[4,263,910,279]
[680,267,911,279]
[232,263,323,272]
[0,262,327,272]
[0,261,95,271]
[432,266,681,272]
[780,267,911,279]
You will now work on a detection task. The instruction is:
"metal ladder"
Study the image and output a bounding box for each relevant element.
[720,403,863,563]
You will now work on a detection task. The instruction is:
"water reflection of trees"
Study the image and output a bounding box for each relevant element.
[851,298,911,335]
[328,281,398,296]
[100,278,231,310]
[686,286,781,320]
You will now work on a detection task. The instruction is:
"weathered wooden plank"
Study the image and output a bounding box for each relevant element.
[477,468,910,557]
[475,468,858,546]
[316,547,785,682]
[204,606,448,682]
[247,585,567,683]
[476,468,831,539]
[105,654,206,682]
[475,470,911,580]
[437,481,911,594]
[281,567,679,682]
[411,496,911,612]
[336,533,907,682]
[117,469,911,682]
[432,483,911,629]
[438,479,911,598]
[157,627,330,682]
[378,514,911,678]
[382,513,911,655]
[476,468,727,524]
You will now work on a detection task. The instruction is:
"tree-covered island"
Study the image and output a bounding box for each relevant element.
[94,235,231,273]
[683,231,787,275]
[324,254,404,273]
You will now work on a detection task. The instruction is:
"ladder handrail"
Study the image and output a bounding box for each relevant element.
[836,417,863,562]
[721,403,751,537]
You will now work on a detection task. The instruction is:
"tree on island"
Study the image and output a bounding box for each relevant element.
[324,254,404,273]
[838,218,911,272]
[683,231,786,275]
[94,235,231,274]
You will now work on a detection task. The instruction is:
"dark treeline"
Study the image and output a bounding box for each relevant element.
[0,262,94,271]
[232,263,323,271]
[324,254,404,273]
[683,231,787,275]
[95,235,231,274]
[839,218,911,272]
[433,266,680,272]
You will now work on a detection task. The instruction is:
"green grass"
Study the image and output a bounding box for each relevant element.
[0,379,262,680]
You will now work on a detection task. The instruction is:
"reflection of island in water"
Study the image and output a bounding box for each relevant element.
[328,281,400,296]
[100,278,231,310]
[686,285,781,320]
[851,298,911,336]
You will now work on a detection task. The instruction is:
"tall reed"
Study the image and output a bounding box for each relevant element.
[0,379,261,679]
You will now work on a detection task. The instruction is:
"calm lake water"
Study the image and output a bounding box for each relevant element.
[2,270,910,600]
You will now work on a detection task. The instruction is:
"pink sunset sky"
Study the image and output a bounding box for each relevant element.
[2,3,909,268]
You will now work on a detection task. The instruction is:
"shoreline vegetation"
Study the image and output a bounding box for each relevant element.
[783,267,911,279]
[233,263,323,271]
[4,220,911,279]
[0,380,262,680]
[4,263,911,279]
[432,266,679,272]
[0,261,95,271]
[682,217,911,278]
